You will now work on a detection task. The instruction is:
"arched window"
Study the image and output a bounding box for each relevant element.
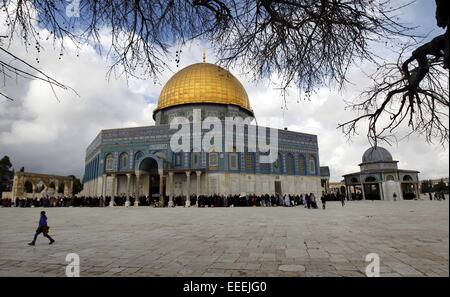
[403,175,413,181]
[134,151,143,169]
[192,152,201,168]
[209,152,219,168]
[273,153,282,173]
[49,182,55,190]
[105,154,114,171]
[229,153,239,170]
[119,153,129,171]
[24,181,33,193]
[245,152,255,173]
[58,182,65,194]
[286,153,295,175]
[350,177,359,183]
[297,154,306,175]
[386,175,395,181]
[308,155,316,175]
[174,152,182,167]
[365,176,377,182]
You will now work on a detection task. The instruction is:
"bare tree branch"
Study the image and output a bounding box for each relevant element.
[1,0,447,147]
[1,0,416,99]
[0,46,78,101]
[338,40,449,145]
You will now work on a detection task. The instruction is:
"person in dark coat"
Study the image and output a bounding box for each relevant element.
[340,194,346,206]
[321,192,327,210]
[28,211,55,246]
[305,194,311,209]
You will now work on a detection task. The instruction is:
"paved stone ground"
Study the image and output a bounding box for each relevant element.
[0,199,448,277]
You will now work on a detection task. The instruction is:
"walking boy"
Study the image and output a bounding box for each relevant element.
[28,211,55,246]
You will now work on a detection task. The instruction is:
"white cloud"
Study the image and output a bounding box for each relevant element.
[0,28,157,176]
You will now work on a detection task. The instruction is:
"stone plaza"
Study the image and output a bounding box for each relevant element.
[0,199,448,277]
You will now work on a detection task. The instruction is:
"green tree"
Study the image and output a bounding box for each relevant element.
[0,156,14,197]
[68,175,83,195]
[420,180,432,194]
[432,179,449,194]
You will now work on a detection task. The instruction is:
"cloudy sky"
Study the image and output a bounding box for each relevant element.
[0,0,448,182]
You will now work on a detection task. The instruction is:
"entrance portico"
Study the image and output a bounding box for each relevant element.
[167,170,203,207]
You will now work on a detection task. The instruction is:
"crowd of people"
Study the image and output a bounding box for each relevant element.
[1,196,125,208]
[2,193,328,209]
[429,192,447,201]
[320,192,346,209]
[182,193,320,208]
[4,190,445,208]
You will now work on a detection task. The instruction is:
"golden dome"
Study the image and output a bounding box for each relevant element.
[155,63,253,114]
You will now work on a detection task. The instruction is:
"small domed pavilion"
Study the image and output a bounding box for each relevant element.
[343,147,420,201]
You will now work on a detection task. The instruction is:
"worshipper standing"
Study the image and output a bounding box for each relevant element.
[340,194,346,206]
[284,194,290,207]
[310,193,318,209]
[260,195,266,207]
[305,194,311,209]
[300,194,306,208]
[393,192,397,201]
[28,211,55,246]
[279,194,284,207]
[312,194,317,208]
[265,194,270,207]
[321,192,327,210]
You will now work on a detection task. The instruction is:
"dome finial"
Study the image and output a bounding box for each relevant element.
[202,49,206,63]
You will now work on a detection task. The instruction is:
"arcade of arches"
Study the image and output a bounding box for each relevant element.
[93,155,204,207]
[2,172,74,203]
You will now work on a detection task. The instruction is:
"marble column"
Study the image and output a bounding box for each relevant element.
[109,174,116,207]
[32,183,37,199]
[63,183,69,197]
[125,173,131,207]
[135,172,141,206]
[196,171,201,195]
[159,170,164,207]
[196,171,201,207]
[93,176,97,196]
[378,182,383,200]
[102,174,107,197]
[361,183,366,200]
[414,183,420,200]
[168,172,174,207]
[185,171,191,207]
[54,181,59,198]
